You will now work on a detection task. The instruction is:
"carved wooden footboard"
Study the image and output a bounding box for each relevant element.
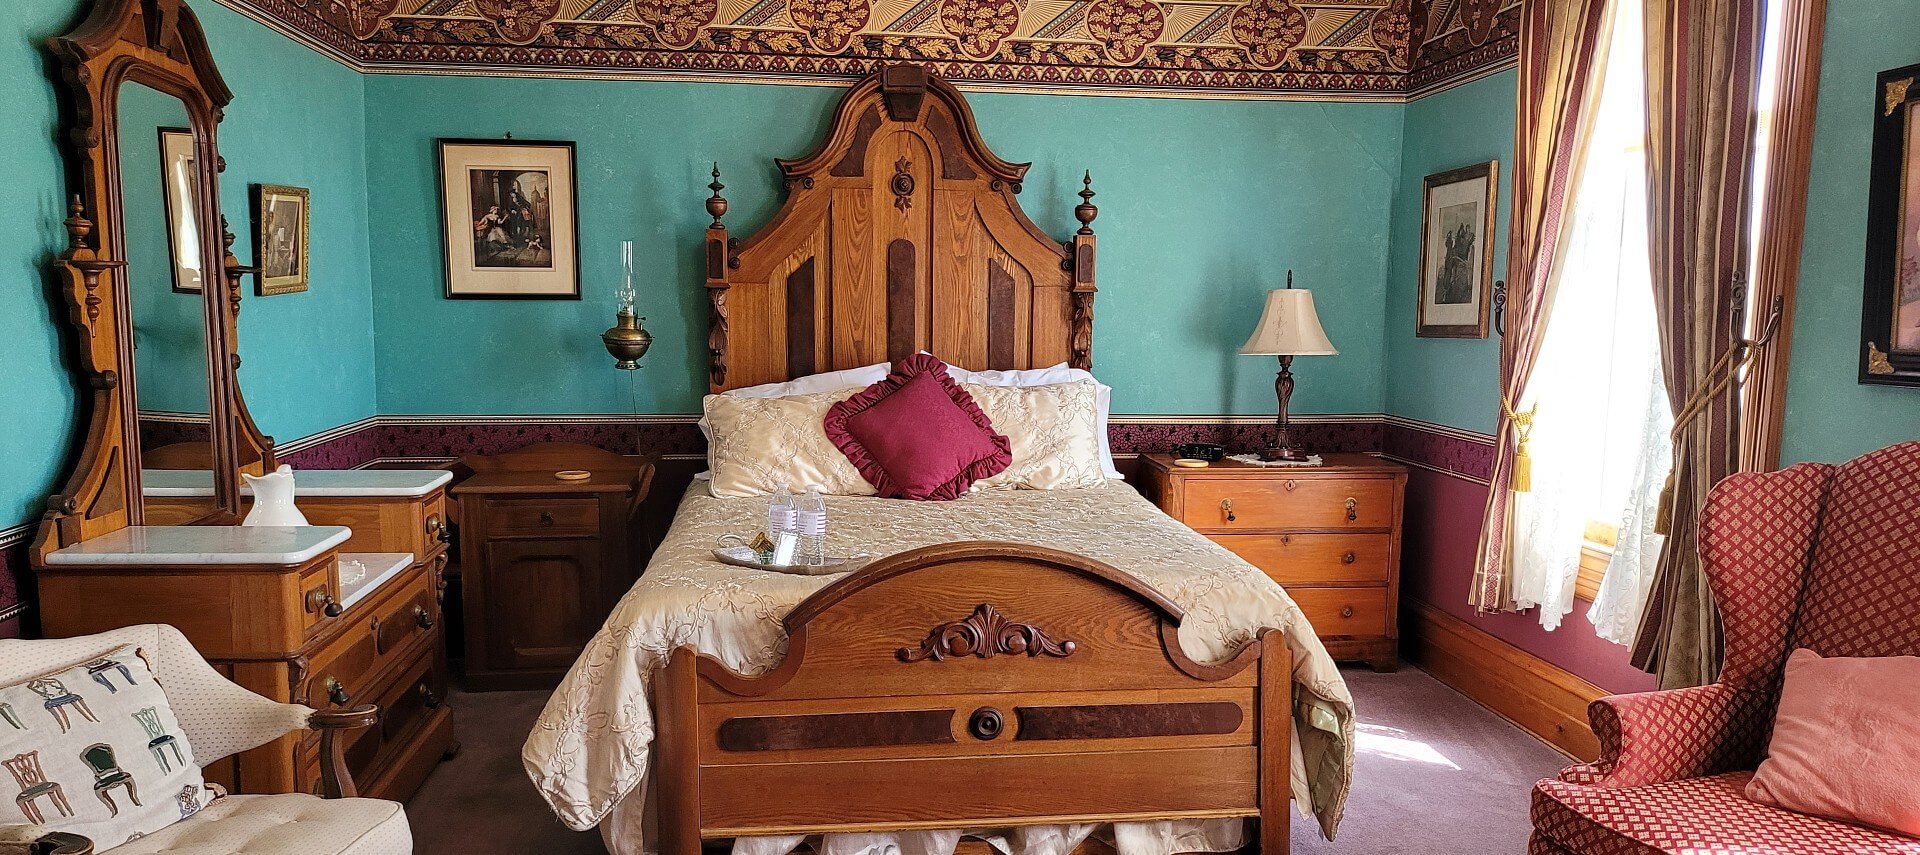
[654,542,1290,855]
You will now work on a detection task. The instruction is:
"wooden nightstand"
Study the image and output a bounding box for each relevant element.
[1141,453,1407,670]
[451,443,653,691]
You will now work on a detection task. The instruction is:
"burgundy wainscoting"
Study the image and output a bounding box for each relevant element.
[0,536,27,639]
[1396,465,1657,695]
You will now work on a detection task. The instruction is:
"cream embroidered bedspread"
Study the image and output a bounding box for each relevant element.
[523,481,1354,852]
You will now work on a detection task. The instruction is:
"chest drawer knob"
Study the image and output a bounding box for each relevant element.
[968,707,1005,741]
[1341,551,1356,564]
[1345,498,1358,521]
[1220,499,1235,522]
[1340,606,1355,619]
[323,676,351,707]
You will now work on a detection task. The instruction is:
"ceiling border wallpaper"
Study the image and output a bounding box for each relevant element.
[223,0,1517,98]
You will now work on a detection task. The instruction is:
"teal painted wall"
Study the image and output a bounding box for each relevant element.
[0,0,375,531]
[1777,0,1920,464]
[1384,70,1514,434]
[363,75,1403,416]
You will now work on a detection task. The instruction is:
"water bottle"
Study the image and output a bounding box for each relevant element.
[797,487,828,566]
[767,482,797,544]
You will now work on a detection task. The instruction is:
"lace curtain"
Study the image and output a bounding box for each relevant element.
[1507,0,1673,637]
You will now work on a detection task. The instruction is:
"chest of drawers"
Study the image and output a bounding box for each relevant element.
[1141,453,1406,670]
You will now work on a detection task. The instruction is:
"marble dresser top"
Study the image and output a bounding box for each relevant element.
[142,469,452,498]
[44,525,351,566]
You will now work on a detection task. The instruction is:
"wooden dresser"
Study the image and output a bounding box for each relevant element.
[1141,453,1407,670]
[36,471,458,800]
[452,443,653,691]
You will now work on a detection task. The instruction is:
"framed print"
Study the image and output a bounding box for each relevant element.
[253,183,310,296]
[1862,62,1920,386]
[1416,161,1498,339]
[158,127,203,293]
[437,139,580,299]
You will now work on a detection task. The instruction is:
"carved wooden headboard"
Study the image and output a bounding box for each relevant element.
[702,65,1098,393]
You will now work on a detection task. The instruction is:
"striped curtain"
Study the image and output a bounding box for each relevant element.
[1629,0,1765,687]
[1470,0,1615,613]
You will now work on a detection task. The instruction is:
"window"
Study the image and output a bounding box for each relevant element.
[1506,0,1671,637]
[1510,0,1793,642]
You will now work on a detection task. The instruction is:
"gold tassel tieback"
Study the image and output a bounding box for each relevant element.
[1501,400,1538,493]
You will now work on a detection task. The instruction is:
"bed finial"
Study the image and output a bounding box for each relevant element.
[706,162,728,227]
[1074,171,1098,236]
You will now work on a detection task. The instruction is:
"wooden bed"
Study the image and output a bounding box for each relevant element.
[658,65,1292,855]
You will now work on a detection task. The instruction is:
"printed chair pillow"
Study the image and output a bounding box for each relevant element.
[825,354,1011,500]
[964,380,1107,491]
[704,389,878,498]
[0,646,216,850]
[1745,649,1920,838]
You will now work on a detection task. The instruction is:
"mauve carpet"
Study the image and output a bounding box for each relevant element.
[405,667,1568,854]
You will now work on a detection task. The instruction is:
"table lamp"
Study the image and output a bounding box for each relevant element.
[1239,271,1338,461]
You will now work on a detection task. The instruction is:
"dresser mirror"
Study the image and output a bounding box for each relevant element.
[33,0,275,557]
[119,80,218,523]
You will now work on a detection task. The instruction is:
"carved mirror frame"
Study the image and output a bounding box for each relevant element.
[35,0,274,558]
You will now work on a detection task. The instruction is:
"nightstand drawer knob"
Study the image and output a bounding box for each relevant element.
[1220,499,1235,523]
[1345,498,1358,522]
[1341,551,1356,564]
[1340,606,1355,619]
[539,511,555,527]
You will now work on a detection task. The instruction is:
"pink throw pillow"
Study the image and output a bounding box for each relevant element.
[824,354,1010,500]
[1745,648,1920,838]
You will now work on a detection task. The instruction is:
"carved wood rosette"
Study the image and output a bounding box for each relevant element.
[897,603,1078,662]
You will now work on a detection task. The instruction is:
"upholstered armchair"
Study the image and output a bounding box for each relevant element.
[0,625,411,855]
[1531,441,1920,854]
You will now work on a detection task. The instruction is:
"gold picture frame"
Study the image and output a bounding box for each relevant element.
[253,183,309,296]
[1416,161,1499,339]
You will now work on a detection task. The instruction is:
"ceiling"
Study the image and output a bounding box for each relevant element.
[225,0,1517,97]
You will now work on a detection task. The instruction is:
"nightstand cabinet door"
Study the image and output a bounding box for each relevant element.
[479,538,602,673]
[452,444,652,692]
[1144,453,1406,671]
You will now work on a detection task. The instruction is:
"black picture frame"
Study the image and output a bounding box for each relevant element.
[157,127,202,294]
[436,138,582,300]
[1861,62,1920,386]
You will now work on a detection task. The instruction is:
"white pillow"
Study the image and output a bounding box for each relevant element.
[703,358,1123,481]
[0,646,217,850]
[948,363,1121,479]
[965,380,1106,491]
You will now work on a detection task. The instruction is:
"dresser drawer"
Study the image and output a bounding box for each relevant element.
[1211,533,1391,585]
[485,497,599,536]
[301,569,434,711]
[1288,587,1391,638]
[1181,478,1395,532]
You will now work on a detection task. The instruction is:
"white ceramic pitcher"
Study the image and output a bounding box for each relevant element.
[242,464,310,527]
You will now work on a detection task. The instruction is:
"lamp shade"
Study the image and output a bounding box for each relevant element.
[1239,288,1338,356]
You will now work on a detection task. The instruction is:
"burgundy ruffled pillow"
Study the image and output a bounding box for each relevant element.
[824,354,1011,500]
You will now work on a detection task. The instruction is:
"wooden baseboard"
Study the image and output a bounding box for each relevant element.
[1402,601,1607,761]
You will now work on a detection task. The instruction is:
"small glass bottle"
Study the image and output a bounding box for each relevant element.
[767,482,797,543]
[796,487,828,566]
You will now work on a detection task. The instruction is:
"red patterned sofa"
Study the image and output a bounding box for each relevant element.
[1530,440,1920,855]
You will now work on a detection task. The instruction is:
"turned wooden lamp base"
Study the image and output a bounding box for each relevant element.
[1259,356,1311,462]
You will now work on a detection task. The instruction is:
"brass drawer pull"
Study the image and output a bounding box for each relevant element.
[1345,498,1358,522]
[323,676,351,707]
[1340,606,1355,619]
[1220,499,1235,522]
[413,605,435,630]
[1341,551,1356,564]
[426,513,450,544]
[308,588,343,618]
[418,682,441,710]
[539,511,555,527]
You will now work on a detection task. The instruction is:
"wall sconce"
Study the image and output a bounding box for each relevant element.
[602,239,652,370]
